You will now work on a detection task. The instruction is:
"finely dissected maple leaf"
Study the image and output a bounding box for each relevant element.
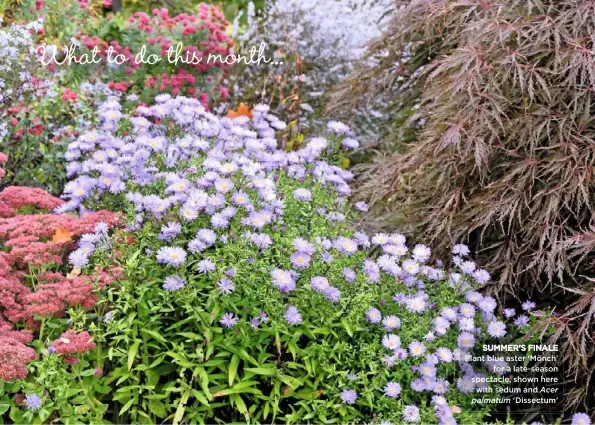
[226,103,253,120]
[52,226,73,244]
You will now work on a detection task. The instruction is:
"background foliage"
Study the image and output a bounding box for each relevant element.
[223,0,391,148]
[331,0,595,412]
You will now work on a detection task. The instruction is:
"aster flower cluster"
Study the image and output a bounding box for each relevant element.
[51,95,560,423]
[2,0,236,195]
[67,222,112,269]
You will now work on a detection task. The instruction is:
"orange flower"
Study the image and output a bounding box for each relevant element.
[52,226,73,244]
[226,103,253,120]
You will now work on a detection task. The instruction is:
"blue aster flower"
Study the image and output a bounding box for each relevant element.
[24,394,42,411]
[340,389,357,405]
[163,275,185,291]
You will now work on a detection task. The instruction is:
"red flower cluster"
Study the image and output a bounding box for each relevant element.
[61,88,79,102]
[0,322,33,345]
[115,4,233,102]
[0,184,123,379]
[1,293,36,382]
[0,152,6,179]
[24,272,97,318]
[51,329,96,356]
[84,265,125,289]
[107,81,130,92]
[0,266,31,327]
[133,4,233,69]
[71,4,233,103]
[3,104,47,141]
[0,186,64,217]
[145,69,205,98]
[0,209,119,266]
[1,261,122,378]
[0,337,37,381]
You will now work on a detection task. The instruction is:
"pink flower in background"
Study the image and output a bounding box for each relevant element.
[0,152,7,180]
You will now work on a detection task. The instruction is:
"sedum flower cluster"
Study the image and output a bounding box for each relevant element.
[54,95,539,424]
[0,194,118,394]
